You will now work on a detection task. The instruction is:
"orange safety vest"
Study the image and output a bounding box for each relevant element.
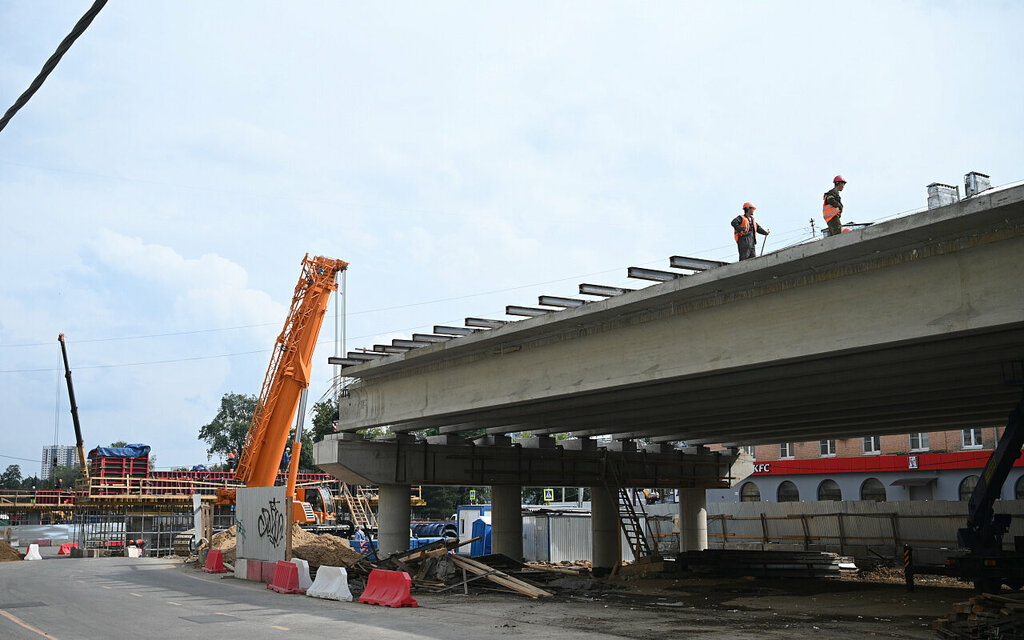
[823,196,840,222]
[734,215,758,242]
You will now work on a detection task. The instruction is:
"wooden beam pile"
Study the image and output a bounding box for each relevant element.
[933,592,1024,638]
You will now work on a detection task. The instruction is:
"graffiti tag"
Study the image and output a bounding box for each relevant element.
[257,497,285,547]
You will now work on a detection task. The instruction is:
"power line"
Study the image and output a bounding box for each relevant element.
[0,0,108,135]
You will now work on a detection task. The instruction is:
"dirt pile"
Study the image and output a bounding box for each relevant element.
[0,540,24,562]
[208,525,237,564]
[290,524,364,568]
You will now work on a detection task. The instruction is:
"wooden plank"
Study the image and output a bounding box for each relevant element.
[449,555,552,598]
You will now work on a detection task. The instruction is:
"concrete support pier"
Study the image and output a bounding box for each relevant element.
[678,488,708,552]
[377,483,411,556]
[590,484,619,571]
[490,484,523,560]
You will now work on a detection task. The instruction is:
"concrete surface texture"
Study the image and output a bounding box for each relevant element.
[0,555,964,639]
[329,184,1024,446]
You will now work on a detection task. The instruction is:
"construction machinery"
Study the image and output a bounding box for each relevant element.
[216,254,349,530]
[946,364,1024,592]
[57,334,90,482]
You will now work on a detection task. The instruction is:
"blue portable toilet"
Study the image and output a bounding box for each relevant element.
[470,518,491,556]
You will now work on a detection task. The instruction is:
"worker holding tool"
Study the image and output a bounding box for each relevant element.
[731,202,769,261]
[823,175,847,236]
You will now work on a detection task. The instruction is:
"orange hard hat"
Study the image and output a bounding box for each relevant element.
[833,175,847,184]
[742,202,756,211]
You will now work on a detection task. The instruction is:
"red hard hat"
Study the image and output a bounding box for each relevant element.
[742,202,756,211]
[833,175,847,184]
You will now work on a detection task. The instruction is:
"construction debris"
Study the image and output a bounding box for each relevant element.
[0,540,24,562]
[933,592,1024,638]
[290,523,364,568]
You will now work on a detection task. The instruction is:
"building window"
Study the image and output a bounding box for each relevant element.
[740,445,755,458]
[779,443,794,459]
[962,428,983,449]
[740,482,760,502]
[909,432,929,451]
[777,481,799,502]
[860,478,886,502]
[863,436,881,455]
[1016,476,1024,500]
[819,440,836,457]
[959,475,980,501]
[817,479,842,501]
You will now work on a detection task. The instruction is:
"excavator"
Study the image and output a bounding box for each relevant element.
[216,254,349,531]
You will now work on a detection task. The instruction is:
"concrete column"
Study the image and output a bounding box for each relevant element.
[678,488,708,552]
[491,484,523,560]
[377,483,410,556]
[590,484,619,571]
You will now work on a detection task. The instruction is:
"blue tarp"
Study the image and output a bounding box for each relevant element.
[88,444,151,459]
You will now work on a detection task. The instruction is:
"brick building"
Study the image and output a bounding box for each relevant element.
[707,426,1020,503]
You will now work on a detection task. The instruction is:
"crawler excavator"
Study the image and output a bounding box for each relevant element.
[216,254,350,534]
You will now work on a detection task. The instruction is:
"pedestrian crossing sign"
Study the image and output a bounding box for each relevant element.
[543,488,554,502]
[469,489,476,501]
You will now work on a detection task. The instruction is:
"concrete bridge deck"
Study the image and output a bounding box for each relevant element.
[327,183,1024,447]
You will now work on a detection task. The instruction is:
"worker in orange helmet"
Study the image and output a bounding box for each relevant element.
[823,175,847,237]
[731,202,769,261]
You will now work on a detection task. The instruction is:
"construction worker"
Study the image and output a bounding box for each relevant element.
[823,175,847,236]
[281,447,291,469]
[731,202,769,261]
[227,448,237,471]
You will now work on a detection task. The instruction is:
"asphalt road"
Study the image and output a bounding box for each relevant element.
[0,555,605,640]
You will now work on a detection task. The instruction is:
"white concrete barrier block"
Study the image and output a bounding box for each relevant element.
[126,546,141,558]
[306,566,352,602]
[24,544,42,561]
[234,558,248,580]
[293,558,313,591]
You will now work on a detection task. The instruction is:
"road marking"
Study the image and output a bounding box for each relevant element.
[167,602,182,606]
[130,593,142,598]
[0,609,61,639]
[272,626,290,631]
[100,586,112,590]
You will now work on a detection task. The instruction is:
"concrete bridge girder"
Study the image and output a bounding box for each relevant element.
[313,434,749,489]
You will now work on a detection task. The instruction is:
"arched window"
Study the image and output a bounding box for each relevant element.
[817,479,842,501]
[740,482,760,502]
[777,481,799,502]
[960,475,980,501]
[1016,476,1024,500]
[860,478,886,502]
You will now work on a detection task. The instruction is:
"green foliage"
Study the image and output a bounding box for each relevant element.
[0,464,22,489]
[310,399,337,443]
[416,486,492,520]
[109,440,128,448]
[198,392,257,461]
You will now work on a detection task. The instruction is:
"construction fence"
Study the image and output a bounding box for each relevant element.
[706,500,1024,567]
[72,506,235,557]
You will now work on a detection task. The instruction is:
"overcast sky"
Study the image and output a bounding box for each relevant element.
[2,1,1022,474]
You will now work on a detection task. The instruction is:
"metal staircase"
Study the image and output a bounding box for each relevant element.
[340,483,378,531]
[602,457,659,563]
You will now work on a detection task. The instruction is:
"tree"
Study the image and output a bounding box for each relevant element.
[110,440,128,448]
[310,399,337,443]
[198,392,257,462]
[0,464,22,489]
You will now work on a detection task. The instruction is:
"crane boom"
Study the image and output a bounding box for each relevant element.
[234,254,348,488]
[57,334,90,480]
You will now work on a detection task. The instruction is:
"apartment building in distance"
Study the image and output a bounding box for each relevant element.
[41,444,79,480]
[707,426,1022,504]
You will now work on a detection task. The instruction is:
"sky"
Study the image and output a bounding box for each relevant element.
[1,1,1022,475]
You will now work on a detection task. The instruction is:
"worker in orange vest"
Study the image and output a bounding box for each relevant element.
[823,175,847,236]
[227,448,237,471]
[731,202,769,261]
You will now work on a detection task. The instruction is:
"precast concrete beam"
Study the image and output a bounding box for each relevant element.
[313,435,747,489]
